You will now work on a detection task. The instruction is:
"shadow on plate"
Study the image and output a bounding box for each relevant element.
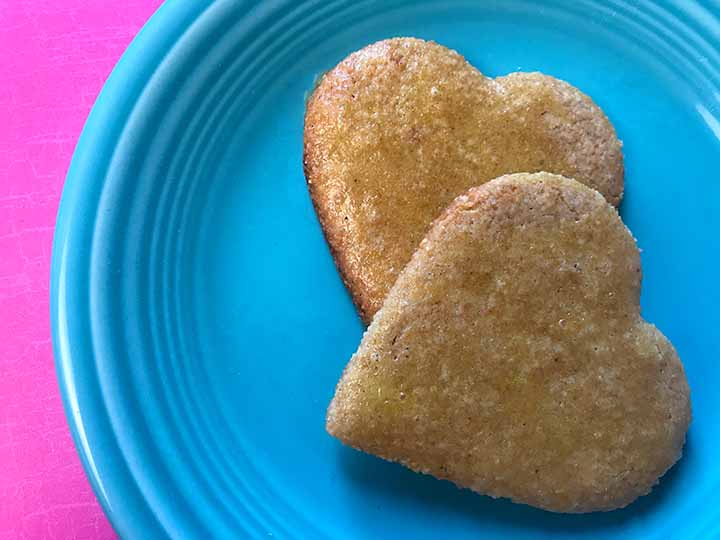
[338,433,693,533]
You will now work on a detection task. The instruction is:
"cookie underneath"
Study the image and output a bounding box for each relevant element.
[327,172,690,513]
[304,38,624,322]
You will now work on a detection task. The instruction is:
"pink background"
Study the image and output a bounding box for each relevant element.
[1,2,163,539]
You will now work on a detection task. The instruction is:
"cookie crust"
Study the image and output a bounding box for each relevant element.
[327,173,690,513]
[304,38,624,322]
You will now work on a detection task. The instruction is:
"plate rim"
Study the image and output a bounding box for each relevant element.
[51,1,214,538]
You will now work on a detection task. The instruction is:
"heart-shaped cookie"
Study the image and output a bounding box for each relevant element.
[327,173,690,513]
[305,38,624,322]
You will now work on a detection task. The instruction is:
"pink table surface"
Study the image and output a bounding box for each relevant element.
[1,2,163,539]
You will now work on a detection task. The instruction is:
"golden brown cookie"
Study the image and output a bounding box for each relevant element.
[326,173,690,513]
[304,38,624,322]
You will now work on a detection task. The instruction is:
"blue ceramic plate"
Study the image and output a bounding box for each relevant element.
[52,1,720,538]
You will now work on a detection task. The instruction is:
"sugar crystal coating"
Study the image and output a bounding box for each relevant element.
[327,173,690,513]
[304,38,624,322]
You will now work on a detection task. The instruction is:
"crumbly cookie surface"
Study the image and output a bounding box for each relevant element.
[327,173,689,513]
[304,38,624,322]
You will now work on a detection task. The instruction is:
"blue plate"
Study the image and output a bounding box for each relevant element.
[51,1,720,538]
